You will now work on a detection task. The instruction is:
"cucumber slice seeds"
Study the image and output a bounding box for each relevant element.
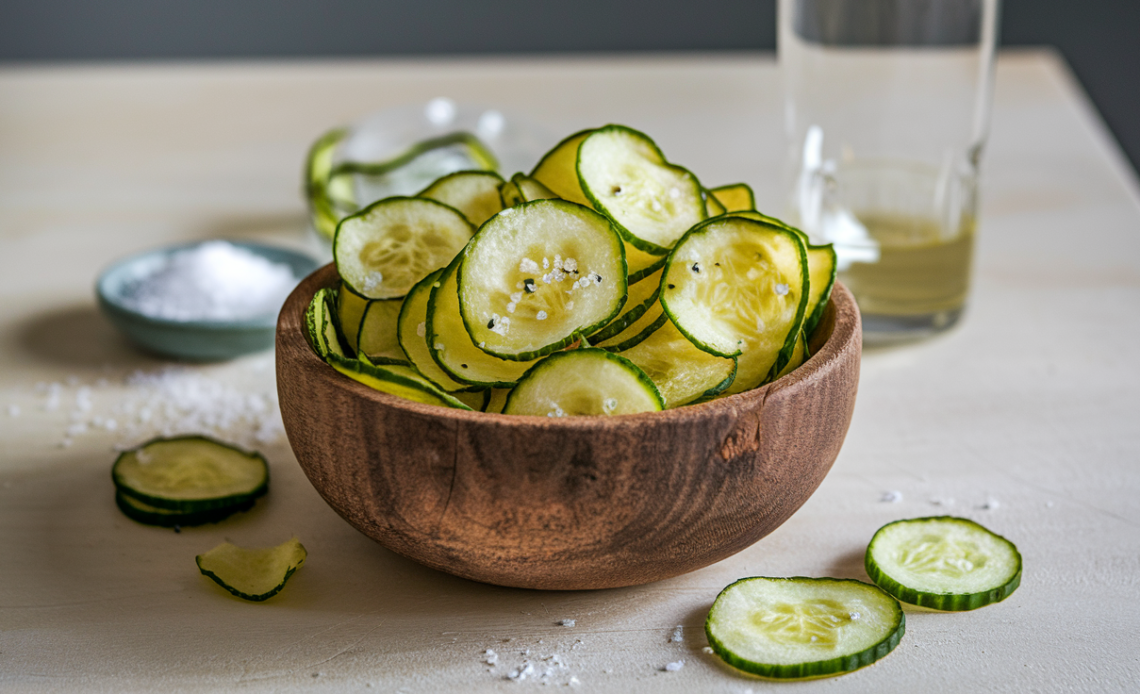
[866,516,1022,611]
[196,538,307,602]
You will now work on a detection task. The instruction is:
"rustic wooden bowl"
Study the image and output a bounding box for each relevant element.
[277,264,861,590]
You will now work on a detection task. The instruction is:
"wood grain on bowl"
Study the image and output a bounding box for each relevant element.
[277,264,861,590]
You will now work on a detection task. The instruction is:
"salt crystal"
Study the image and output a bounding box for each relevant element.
[701,646,714,655]
[519,258,540,274]
[774,283,790,296]
[881,490,903,503]
[118,241,299,321]
[670,625,684,643]
[850,612,861,620]
[562,258,578,273]
[651,200,663,212]
[568,676,580,686]
[507,302,517,313]
[536,311,547,321]
[664,660,684,672]
[559,619,576,627]
[484,649,499,666]
[543,257,550,269]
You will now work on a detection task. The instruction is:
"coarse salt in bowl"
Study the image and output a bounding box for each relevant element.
[98,240,319,361]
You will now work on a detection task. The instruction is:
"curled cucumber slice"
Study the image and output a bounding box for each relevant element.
[577,124,706,255]
[417,169,504,227]
[328,353,473,410]
[530,129,593,206]
[334,196,474,300]
[304,286,348,360]
[706,577,905,680]
[196,538,307,602]
[458,199,627,361]
[397,268,467,391]
[611,318,736,407]
[112,436,268,514]
[866,516,1022,612]
[504,348,663,417]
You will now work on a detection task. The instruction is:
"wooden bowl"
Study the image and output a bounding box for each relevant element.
[277,264,861,590]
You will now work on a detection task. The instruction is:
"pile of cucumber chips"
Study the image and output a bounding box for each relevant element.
[304,124,837,416]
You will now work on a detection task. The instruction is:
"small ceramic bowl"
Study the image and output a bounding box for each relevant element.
[277,264,862,590]
[97,241,319,361]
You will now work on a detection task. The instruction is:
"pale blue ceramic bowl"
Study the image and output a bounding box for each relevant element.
[96,240,319,361]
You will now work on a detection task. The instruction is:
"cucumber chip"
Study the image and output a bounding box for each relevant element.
[115,490,254,528]
[866,517,1022,612]
[417,169,505,227]
[303,287,348,360]
[661,216,809,393]
[336,282,370,353]
[530,129,593,206]
[334,196,474,300]
[113,436,269,513]
[356,296,405,363]
[328,353,473,410]
[577,124,706,254]
[709,183,756,213]
[612,318,737,407]
[397,269,467,391]
[304,128,349,240]
[706,577,905,680]
[503,348,663,417]
[458,199,627,361]
[588,267,662,344]
[196,538,307,602]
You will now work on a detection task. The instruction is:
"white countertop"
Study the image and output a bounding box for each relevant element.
[1,50,1138,693]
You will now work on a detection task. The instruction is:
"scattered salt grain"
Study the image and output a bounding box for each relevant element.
[118,241,298,321]
[484,649,499,666]
[663,660,684,672]
[669,625,684,643]
[559,619,576,627]
[519,258,540,274]
[506,662,534,681]
[568,676,580,686]
[562,258,578,273]
[850,612,861,620]
[536,311,547,321]
[881,490,903,503]
[774,283,790,296]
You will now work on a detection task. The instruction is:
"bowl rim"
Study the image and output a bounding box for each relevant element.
[97,240,319,331]
[277,263,861,429]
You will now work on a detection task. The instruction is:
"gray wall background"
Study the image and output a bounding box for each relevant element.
[2,1,1137,174]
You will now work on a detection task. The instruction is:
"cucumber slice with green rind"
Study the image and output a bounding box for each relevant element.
[511,173,558,202]
[113,436,269,513]
[624,242,668,283]
[661,216,809,394]
[706,577,905,680]
[196,538,307,602]
[304,128,349,240]
[594,302,666,351]
[115,491,254,527]
[457,199,627,361]
[417,169,505,227]
[303,287,348,360]
[588,268,662,344]
[866,516,1022,612]
[503,348,663,417]
[611,318,737,407]
[334,196,474,300]
[483,388,511,414]
[530,129,593,206]
[427,255,540,387]
[450,387,491,411]
[709,183,756,213]
[704,188,727,217]
[328,353,473,410]
[356,296,405,363]
[337,282,369,353]
[577,124,706,255]
[397,268,467,391]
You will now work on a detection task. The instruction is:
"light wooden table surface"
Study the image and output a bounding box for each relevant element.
[1,50,1138,693]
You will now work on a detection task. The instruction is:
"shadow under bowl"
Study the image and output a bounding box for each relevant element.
[277,264,862,590]
[97,241,319,361]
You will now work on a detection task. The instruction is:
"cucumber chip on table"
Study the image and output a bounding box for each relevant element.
[457,199,627,361]
[113,435,268,515]
[196,538,307,602]
[706,577,905,680]
[503,348,663,417]
[866,516,1022,612]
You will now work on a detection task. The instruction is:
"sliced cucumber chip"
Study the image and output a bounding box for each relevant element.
[704,188,727,217]
[577,125,706,254]
[427,256,539,387]
[417,169,504,227]
[303,287,348,360]
[113,436,269,513]
[450,387,490,411]
[397,268,466,391]
[511,173,558,202]
[196,538,307,602]
[115,490,254,528]
[866,516,1022,612]
[334,196,474,300]
[328,353,473,410]
[498,179,525,208]
[772,330,809,382]
[661,217,809,393]
[710,183,756,213]
[593,302,666,351]
[327,132,497,213]
[612,318,737,407]
[706,577,905,680]
[503,348,663,417]
[624,241,668,283]
[356,296,405,363]
[337,282,369,353]
[484,387,511,414]
[530,129,593,206]
[589,267,662,343]
[304,128,349,240]
[458,199,627,361]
